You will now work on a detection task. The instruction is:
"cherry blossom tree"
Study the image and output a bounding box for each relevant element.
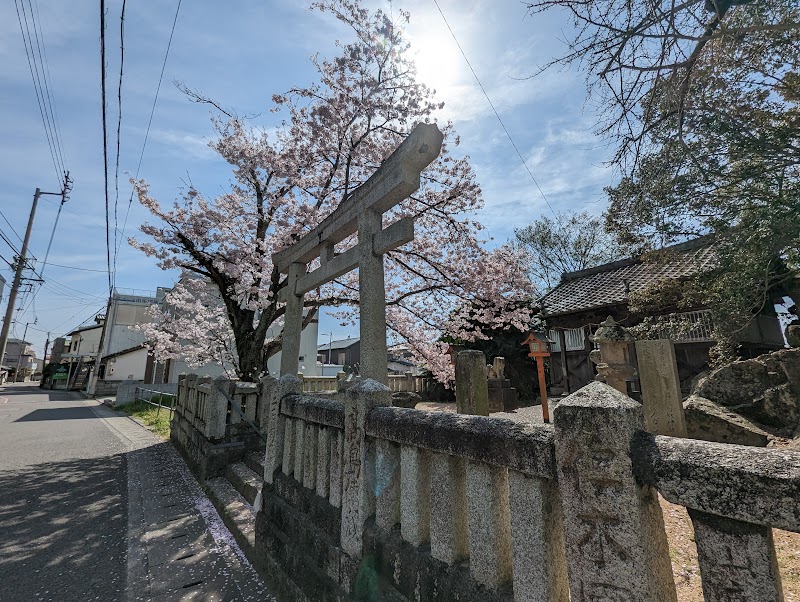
[132,0,534,383]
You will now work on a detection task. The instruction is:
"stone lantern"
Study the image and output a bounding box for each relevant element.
[590,316,636,395]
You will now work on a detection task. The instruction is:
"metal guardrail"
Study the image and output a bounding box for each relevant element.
[134,387,176,419]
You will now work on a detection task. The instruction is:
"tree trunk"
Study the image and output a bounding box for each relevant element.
[237,337,265,383]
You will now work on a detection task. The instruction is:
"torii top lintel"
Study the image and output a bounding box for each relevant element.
[271,122,444,274]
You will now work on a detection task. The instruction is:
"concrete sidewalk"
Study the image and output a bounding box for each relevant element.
[88,402,273,601]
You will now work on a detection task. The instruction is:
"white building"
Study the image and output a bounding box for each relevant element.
[93,285,319,383]
[2,338,37,382]
[64,322,104,360]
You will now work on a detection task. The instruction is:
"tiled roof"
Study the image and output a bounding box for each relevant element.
[317,337,360,351]
[541,237,717,317]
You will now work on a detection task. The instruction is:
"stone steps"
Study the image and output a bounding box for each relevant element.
[225,461,262,506]
[245,450,266,478]
[204,476,257,559]
[203,449,267,566]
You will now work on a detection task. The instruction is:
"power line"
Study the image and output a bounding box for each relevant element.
[114,0,183,274]
[53,300,106,337]
[38,173,72,278]
[0,210,24,244]
[11,175,73,322]
[18,0,63,179]
[112,0,126,290]
[32,0,69,171]
[37,262,108,273]
[0,230,22,257]
[100,0,112,292]
[13,0,63,183]
[430,0,557,218]
[25,0,67,175]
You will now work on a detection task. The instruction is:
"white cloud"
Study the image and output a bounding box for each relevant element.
[148,129,216,161]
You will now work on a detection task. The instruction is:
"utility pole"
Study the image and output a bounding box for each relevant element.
[0,178,70,377]
[0,189,40,375]
[43,331,51,364]
[86,296,112,397]
[15,321,33,383]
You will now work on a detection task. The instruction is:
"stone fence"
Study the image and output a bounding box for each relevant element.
[176,372,800,601]
[170,374,262,481]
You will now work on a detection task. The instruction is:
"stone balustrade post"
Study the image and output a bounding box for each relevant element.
[455,350,489,416]
[340,378,391,557]
[177,373,187,414]
[689,509,784,601]
[293,419,305,482]
[553,381,677,601]
[329,430,343,508]
[205,376,231,440]
[239,383,258,424]
[400,445,431,546]
[182,374,194,419]
[375,439,401,531]
[228,384,243,427]
[263,375,302,484]
[185,374,199,423]
[316,427,331,499]
[429,453,469,565]
[466,461,513,588]
[282,418,296,477]
[303,423,318,490]
[590,316,636,395]
[508,472,569,602]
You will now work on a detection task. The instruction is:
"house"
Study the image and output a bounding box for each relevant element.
[101,344,150,381]
[61,319,105,389]
[93,288,168,390]
[317,336,361,373]
[2,339,37,382]
[387,343,423,375]
[540,237,785,394]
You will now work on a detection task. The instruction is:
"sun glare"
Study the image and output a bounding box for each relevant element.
[409,32,462,90]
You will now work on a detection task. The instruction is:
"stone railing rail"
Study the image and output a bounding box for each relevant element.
[633,433,800,532]
[365,408,556,478]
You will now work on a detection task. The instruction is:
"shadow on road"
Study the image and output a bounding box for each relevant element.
[0,453,127,600]
[14,407,106,422]
[0,383,85,403]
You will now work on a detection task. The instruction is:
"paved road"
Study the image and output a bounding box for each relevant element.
[0,382,270,601]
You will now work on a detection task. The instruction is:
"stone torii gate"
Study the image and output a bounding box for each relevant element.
[272,122,444,384]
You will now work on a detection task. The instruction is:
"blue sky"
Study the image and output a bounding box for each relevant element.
[0,0,614,359]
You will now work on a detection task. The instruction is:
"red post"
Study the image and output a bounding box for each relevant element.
[536,357,549,423]
[521,332,552,424]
